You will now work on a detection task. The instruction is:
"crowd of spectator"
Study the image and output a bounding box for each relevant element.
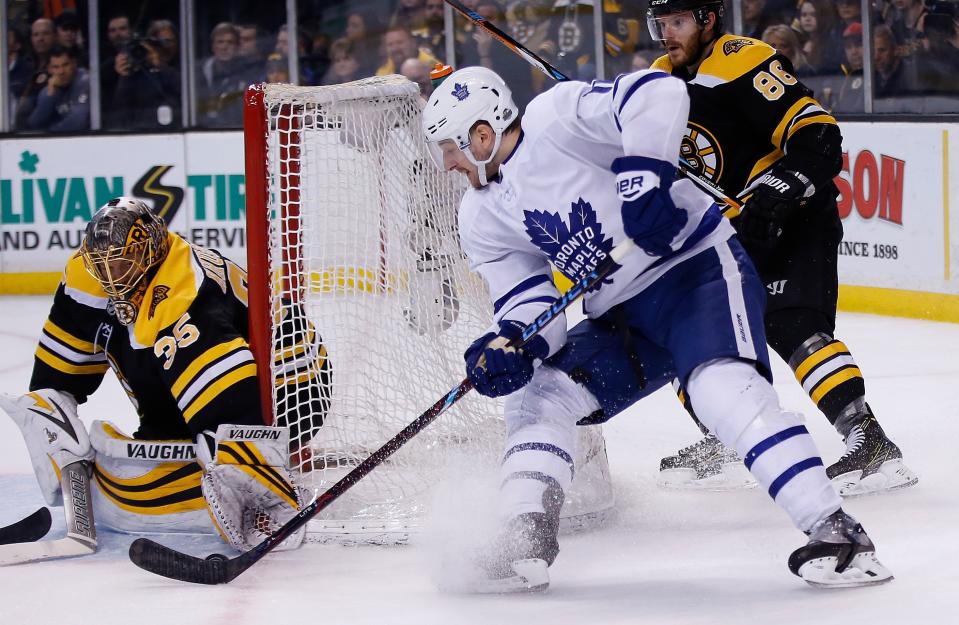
[4,1,959,134]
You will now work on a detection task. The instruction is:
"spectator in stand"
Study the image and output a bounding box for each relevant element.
[276,24,320,85]
[836,0,864,30]
[890,0,928,46]
[833,21,865,112]
[796,0,845,75]
[413,0,449,62]
[762,24,813,76]
[111,22,181,130]
[265,52,290,84]
[8,26,35,120]
[197,22,250,128]
[15,18,57,130]
[148,19,180,69]
[321,37,364,85]
[391,0,426,31]
[543,0,598,81]
[742,0,778,39]
[100,15,132,117]
[400,56,433,97]
[460,0,536,109]
[914,2,959,92]
[631,50,652,70]
[27,46,89,132]
[237,24,267,84]
[874,23,915,96]
[376,25,437,76]
[53,9,86,66]
[343,9,384,76]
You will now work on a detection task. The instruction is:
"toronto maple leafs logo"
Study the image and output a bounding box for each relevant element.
[451,83,469,101]
[523,198,620,287]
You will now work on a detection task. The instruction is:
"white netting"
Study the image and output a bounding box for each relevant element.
[255,76,613,543]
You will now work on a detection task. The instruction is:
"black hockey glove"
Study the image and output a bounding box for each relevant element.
[464,320,549,398]
[738,169,814,250]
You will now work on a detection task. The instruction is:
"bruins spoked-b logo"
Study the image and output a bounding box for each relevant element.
[680,122,723,183]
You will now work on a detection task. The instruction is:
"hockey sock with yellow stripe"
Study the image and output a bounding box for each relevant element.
[788,333,867,437]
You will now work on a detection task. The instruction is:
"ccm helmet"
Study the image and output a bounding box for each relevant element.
[422,66,517,186]
[647,0,725,41]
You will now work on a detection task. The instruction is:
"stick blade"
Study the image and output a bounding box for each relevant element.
[129,538,239,585]
[0,508,52,545]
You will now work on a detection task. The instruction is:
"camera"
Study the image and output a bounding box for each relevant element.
[121,36,160,73]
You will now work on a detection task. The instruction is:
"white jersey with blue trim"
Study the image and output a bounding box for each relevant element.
[458,69,736,357]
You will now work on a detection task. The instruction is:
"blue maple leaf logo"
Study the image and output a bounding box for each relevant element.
[523,198,619,289]
[451,82,469,101]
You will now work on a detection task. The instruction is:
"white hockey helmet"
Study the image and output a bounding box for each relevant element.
[422,66,517,186]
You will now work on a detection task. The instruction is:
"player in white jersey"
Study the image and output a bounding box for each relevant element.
[422,66,892,592]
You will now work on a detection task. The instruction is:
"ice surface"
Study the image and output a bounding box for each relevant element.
[1,294,956,625]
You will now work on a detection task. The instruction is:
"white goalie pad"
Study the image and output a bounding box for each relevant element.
[0,389,93,506]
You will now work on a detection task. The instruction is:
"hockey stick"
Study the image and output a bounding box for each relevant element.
[128,238,637,584]
[0,461,97,565]
[443,0,744,212]
[0,508,51,545]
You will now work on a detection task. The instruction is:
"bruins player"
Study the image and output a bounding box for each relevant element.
[645,0,916,495]
[0,197,330,550]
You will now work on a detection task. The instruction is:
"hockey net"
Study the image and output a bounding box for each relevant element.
[244,76,613,544]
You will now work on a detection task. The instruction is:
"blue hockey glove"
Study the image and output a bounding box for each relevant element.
[613,156,688,257]
[464,320,549,398]
[738,168,814,250]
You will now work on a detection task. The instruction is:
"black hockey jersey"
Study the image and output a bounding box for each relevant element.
[30,232,329,441]
[652,35,838,217]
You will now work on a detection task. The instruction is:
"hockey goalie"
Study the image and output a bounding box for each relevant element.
[0,197,330,562]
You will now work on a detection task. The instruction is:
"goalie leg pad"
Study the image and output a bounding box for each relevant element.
[688,358,842,532]
[0,389,93,506]
[89,420,211,534]
[199,425,305,551]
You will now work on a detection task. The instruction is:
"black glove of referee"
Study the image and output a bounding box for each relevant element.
[738,168,813,250]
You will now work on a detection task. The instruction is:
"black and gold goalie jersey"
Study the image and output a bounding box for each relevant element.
[652,35,840,217]
[30,232,331,442]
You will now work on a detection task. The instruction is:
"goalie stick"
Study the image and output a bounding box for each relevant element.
[0,461,97,566]
[442,0,745,212]
[0,508,51,545]
[128,238,637,584]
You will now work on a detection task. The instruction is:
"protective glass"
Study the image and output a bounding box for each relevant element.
[646,11,699,41]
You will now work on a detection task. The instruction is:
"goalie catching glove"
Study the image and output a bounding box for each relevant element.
[738,168,815,250]
[465,320,549,398]
[0,389,93,506]
[197,424,308,551]
[613,156,688,257]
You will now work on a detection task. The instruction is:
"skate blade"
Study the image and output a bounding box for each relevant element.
[831,459,919,497]
[658,465,757,492]
[799,552,894,588]
[471,559,550,594]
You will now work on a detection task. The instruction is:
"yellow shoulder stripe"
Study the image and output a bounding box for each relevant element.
[63,252,107,298]
[651,54,672,72]
[171,336,248,397]
[133,234,201,347]
[699,35,775,83]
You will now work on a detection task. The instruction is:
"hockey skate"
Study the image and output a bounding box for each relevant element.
[788,509,893,588]
[658,435,756,490]
[827,410,918,496]
[472,512,559,593]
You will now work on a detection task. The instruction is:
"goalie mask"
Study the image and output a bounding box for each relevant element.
[422,66,517,187]
[80,197,169,323]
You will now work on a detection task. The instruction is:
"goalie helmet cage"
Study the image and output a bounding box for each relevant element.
[243,76,613,544]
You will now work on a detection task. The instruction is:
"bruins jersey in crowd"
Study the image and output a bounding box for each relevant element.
[30,232,330,442]
[652,35,839,217]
